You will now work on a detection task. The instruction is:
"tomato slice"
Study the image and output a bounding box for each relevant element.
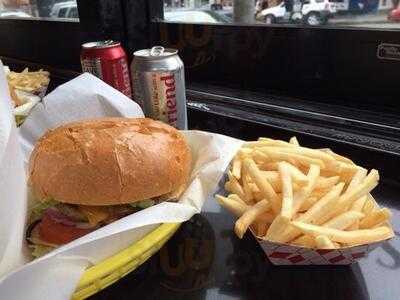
[38,213,94,245]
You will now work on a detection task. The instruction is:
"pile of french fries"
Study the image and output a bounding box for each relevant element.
[216,137,394,249]
[7,68,50,94]
[7,68,50,107]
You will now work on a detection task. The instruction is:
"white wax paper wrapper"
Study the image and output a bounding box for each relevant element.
[0,61,29,276]
[0,71,243,299]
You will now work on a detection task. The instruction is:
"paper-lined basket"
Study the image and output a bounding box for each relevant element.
[0,71,244,300]
[217,141,394,266]
[255,235,384,265]
[72,223,180,300]
[251,206,393,265]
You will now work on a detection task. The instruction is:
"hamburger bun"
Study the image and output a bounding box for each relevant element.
[29,118,192,205]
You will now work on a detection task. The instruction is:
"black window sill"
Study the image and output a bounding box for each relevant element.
[186,84,400,184]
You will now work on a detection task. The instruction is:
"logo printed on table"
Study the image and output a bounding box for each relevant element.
[377,43,400,61]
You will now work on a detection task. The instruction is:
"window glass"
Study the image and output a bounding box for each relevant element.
[68,6,78,19]
[163,0,400,29]
[58,7,68,17]
[165,10,227,22]
[0,0,79,20]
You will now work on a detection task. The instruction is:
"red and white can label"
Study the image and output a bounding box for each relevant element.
[81,57,132,98]
[81,58,103,78]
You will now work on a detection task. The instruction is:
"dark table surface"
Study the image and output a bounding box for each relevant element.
[90,181,400,300]
[89,107,400,300]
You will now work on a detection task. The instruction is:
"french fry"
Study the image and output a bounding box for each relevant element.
[235,200,271,238]
[224,181,232,192]
[351,196,367,212]
[360,208,392,229]
[291,221,393,244]
[238,148,253,161]
[297,182,345,225]
[254,220,269,237]
[320,148,355,165]
[242,174,254,203]
[363,194,377,214]
[315,235,336,249]
[259,171,301,193]
[255,138,296,147]
[243,158,280,214]
[299,196,319,212]
[315,176,340,190]
[253,150,269,165]
[319,169,340,178]
[278,162,294,220]
[285,163,309,186]
[310,188,331,199]
[340,169,379,205]
[261,171,279,191]
[264,215,289,242]
[259,148,326,169]
[232,157,242,180]
[273,183,344,244]
[261,146,335,163]
[292,235,316,248]
[216,195,274,225]
[346,168,368,193]
[244,139,297,149]
[258,212,275,224]
[228,194,247,205]
[239,148,253,154]
[262,171,279,179]
[259,161,279,171]
[292,164,320,214]
[289,136,300,146]
[249,183,259,193]
[253,191,265,202]
[227,171,247,202]
[323,211,365,230]
[293,210,365,246]
[325,161,358,175]
[216,195,248,217]
[348,196,367,230]
[319,169,379,224]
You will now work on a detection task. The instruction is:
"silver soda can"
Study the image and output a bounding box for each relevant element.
[131,46,187,129]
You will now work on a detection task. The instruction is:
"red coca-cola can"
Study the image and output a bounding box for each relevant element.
[80,40,132,98]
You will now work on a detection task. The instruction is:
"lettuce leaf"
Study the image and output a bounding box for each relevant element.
[15,115,26,126]
[30,244,54,258]
[129,199,155,209]
[29,198,58,222]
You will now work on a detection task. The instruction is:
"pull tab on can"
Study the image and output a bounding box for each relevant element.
[150,46,165,56]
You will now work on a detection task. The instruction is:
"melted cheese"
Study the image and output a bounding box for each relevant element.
[78,205,109,226]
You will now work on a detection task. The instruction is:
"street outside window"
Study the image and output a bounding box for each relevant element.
[164,0,400,29]
[0,0,79,19]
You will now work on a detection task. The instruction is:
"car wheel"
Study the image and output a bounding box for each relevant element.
[305,12,322,26]
[265,14,275,24]
[211,4,223,10]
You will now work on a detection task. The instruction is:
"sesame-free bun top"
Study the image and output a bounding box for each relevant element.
[28,118,192,206]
